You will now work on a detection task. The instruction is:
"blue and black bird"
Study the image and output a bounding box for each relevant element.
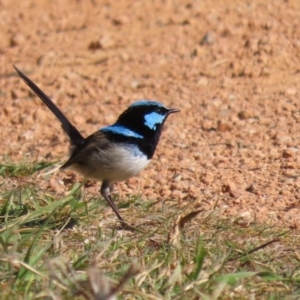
[14,66,179,224]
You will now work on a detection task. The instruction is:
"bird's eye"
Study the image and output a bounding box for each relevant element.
[156,107,164,114]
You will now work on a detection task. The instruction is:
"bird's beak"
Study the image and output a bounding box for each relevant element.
[168,108,180,115]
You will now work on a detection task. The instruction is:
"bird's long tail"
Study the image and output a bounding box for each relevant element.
[14,66,85,147]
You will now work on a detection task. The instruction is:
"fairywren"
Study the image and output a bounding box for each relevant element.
[14,66,179,224]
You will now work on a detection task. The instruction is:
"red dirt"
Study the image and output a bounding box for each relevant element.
[1,0,300,228]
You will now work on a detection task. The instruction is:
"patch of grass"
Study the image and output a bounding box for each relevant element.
[0,161,57,177]
[0,163,300,299]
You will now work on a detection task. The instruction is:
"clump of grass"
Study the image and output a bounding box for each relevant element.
[0,161,57,178]
[0,162,300,299]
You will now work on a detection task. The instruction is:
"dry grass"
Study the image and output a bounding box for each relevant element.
[0,162,300,299]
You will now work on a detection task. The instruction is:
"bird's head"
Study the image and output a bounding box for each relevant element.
[116,100,179,138]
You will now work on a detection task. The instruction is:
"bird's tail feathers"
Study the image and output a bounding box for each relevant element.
[13,65,85,147]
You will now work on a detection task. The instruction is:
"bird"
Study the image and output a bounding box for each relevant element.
[14,66,179,225]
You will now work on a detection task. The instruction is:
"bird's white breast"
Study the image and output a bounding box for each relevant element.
[71,143,150,183]
[102,143,150,182]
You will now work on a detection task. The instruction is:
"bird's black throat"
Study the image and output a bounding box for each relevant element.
[103,129,162,159]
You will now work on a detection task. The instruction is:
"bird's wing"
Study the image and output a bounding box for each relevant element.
[61,131,111,170]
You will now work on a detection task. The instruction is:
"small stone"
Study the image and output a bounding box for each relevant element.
[173,174,182,182]
[170,182,182,191]
[11,90,19,100]
[197,77,208,86]
[160,188,171,198]
[240,210,252,219]
[260,67,271,77]
[131,79,145,89]
[112,15,129,26]
[22,130,34,140]
[238,110,254,120]
[201,172,214,184]
[33,107,48,121]
[222,182,239,198]
[88,36,115,50]
[275,134,292,145]
[9,33,25,47]
[200,32,215,45]
[279,190,291,197]
[221,77,232,88]
[3,105,14,116]
[285,88,297,96]
[99,36,115,49]
[120,52,130,62]
[88,40,101,50]
[282,149,294,158]
[245,184,259,194]
[73,114,86,126]
[48,178,64,194]
[201,120,215,130]
[171,190,184,200]
[217,121,231,132]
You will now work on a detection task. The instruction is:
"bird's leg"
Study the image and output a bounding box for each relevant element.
[100,181,125,223]
[100,182,141,231]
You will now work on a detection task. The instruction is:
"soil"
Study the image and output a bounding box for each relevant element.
[1,0,300,228]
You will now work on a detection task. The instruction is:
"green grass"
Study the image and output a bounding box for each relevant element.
[0,162,300,299]
[0,161,56,177]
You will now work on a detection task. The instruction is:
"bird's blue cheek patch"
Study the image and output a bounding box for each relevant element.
[144,112,164,130]
[101,125,144,139]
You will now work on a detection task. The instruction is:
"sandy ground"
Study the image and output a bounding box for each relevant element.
[1,0,300,228]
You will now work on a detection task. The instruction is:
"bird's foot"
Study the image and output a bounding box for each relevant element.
[116,220,145,233]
